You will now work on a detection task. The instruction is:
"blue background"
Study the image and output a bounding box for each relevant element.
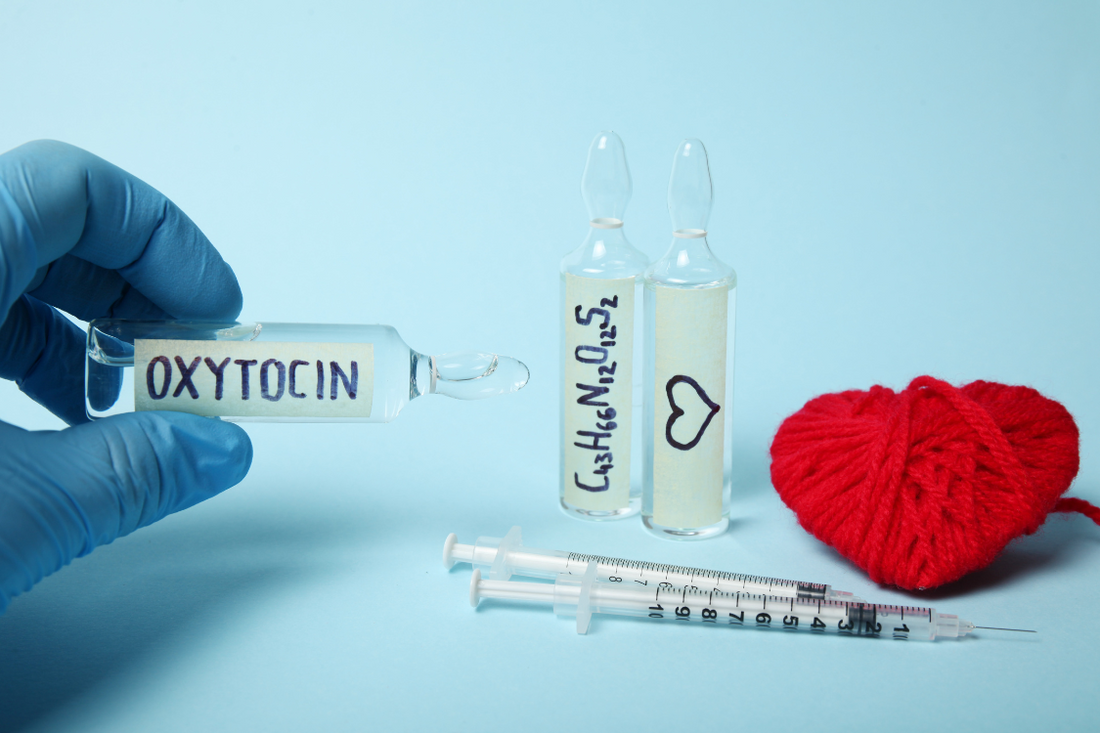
[2,1,1098,730]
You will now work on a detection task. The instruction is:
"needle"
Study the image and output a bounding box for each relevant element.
[974,626,1036,633]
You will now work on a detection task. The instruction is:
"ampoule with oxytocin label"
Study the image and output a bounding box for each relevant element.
[86,321,528,422]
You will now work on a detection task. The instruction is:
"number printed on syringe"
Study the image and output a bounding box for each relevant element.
[643,587,911,639]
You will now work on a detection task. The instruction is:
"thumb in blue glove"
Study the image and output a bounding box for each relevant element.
[0,413,251,610]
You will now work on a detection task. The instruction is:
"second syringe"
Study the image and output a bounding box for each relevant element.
[444,526,859,601]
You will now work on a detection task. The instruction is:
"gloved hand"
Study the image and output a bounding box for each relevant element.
[0,141,252,613]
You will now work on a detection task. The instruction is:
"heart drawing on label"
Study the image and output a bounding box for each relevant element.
[665,375,720,451]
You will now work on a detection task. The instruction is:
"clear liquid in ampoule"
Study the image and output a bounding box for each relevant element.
[559,131,649,521]
[642,139,737,540]
[86,320,529,422]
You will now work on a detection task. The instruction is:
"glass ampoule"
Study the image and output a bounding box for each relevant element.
[559,131,649,520]
[642,139,737,540]
[86,320,529,422]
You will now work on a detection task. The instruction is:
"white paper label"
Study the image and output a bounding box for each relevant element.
[134,339,374,418]
[652,284,728,528]
[563,273,635,511]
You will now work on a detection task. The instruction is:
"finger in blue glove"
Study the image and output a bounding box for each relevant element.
[0,412,252,613]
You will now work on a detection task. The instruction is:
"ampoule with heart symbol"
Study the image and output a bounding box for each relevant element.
[559,131,649,521]
[643,139,737,540]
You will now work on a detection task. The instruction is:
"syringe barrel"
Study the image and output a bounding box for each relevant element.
[553,576,582,618]
[560,552,842,601]
[558,578,944,641]
[468,537,504,567]
[505,548,572,579]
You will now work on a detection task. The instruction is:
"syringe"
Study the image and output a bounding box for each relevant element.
[444,527,860,602]
[469,563,1034,641]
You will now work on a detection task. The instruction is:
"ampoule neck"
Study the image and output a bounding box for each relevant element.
[646,230,735,288]
[582,222,630,251]
[563,220,649,277]
[413,350,529,401]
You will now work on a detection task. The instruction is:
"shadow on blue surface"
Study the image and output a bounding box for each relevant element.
[0,504,368,733]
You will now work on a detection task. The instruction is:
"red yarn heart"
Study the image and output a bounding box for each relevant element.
[770,376,1096,590]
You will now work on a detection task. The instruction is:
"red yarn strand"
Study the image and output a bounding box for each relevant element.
[1053,497,1100,526]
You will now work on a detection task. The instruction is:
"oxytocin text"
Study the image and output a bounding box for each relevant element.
[144,355,359,402]
[132,339,376,418]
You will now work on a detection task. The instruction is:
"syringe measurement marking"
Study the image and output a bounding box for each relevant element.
[565,553,808,593]
[648,588,883,637]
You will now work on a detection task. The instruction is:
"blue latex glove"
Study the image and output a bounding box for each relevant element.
[0,141,252,613]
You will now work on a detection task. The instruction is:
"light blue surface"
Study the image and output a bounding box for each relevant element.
[1,1,1098,731]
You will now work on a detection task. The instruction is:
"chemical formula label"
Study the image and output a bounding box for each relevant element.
[651,284,729,528]
[563,274,635,511]
[134,339,374,418]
